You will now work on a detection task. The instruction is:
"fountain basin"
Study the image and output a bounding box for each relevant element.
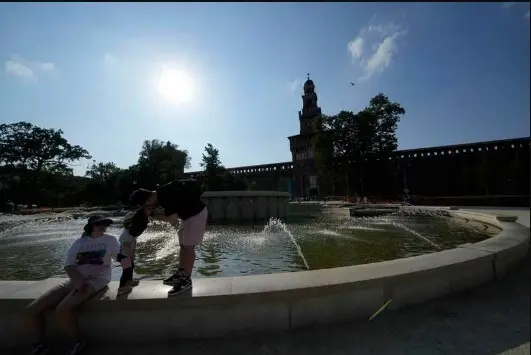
[0,209,528,346]
[201,191,291,223]
[326,206,403,218]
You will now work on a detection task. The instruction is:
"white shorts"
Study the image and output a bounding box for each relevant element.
[175,207,208,246]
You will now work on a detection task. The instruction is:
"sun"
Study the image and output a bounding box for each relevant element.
[156,68,196,104]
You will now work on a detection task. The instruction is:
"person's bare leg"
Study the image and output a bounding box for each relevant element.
[25,312,46,344]
[179,245,196,276]
[55,286,95,341]
[25,282,71,343]
[179,246,185,270]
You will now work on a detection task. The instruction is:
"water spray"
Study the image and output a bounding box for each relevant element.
[264,218,310,270]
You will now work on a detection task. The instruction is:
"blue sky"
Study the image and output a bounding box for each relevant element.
[1,2,529,176]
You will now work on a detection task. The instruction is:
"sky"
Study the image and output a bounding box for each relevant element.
[0,2,529,176]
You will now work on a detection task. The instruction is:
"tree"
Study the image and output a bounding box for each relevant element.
[315,111,360,196]
[314,93,406,196]
[360,93,405,155]
[200,143,247,191]
[0,121,91,175]
[355,94,405,194]
[84,162,123,205]
[85,161,122,182]
[0,121,91,205]
[136,139,191,187]
[201,143,224,172]
[200,143,225,191]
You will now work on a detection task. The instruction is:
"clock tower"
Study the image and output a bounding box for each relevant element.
[288,74,322,198]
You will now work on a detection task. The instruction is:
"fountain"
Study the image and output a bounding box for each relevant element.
[0,203,528,346]
[201,191,291,223]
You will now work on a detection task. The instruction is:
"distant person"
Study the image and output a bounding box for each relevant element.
[117,207,152,296]
[25,215,119,355]
[129,178,207,297]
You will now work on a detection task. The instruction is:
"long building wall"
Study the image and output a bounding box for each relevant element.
[184,137,530,198]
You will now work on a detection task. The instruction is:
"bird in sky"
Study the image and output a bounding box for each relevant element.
[350,82,356,86]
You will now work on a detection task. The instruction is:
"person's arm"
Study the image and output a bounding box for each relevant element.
[64,240,85,289]
[110,236,120,262]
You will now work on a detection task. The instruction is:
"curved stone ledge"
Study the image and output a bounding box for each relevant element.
[203,191,291,198]
[0,210,529,346]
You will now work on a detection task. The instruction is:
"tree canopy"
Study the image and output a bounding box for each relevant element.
[314,93,406,195]
[0,121,90,175]
[0,123,249,209]
[200,143,247,191]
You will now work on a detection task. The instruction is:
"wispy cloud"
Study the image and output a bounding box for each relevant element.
[103,53,117,66]
[4,55,55,82]
[347,22,407,81]
[287,78,301,94]
[501,2,531,19]
[35,61,55,72]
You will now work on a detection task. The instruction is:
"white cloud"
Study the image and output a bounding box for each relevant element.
[287,78,301,94]
[347,22,406,81]
[501,2,516,8]
[4,56,55,82]
[103,53,117,66]
[347,37,364,61]
[35,62,55,72]
[4,59,35,80]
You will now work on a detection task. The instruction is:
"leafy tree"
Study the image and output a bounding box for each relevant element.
[0,121,91,205]
[200,143,225,191]
[136,139,191,187]
[85,161,122,182]
[360,93,405,154]
[314,93,405,196]
[0,121,91,174]
[201,143,224,172]
[315,111,360,195]
[200,143,247,191]
[83,161,123,205]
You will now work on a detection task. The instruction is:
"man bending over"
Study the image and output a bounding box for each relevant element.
[129,178,207,297]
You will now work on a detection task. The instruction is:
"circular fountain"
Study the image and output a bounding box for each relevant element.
[0,204,528,345]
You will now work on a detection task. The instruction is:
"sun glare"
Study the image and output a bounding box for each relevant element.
[156,68,196,104]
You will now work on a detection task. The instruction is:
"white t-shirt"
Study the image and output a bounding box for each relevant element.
[65,233,120,285]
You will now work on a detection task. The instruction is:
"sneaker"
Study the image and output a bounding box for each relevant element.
[117,285,133,296]
[167,276,192,297]
[163,270,185,286]
[128,279,140,287]
[31,342,49,355]
[66,340,86,355]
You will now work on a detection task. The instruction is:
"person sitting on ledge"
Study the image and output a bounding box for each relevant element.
[129,178,207,297]
[25,215,119,355]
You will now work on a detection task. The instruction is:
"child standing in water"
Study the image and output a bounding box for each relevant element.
[117,207,150,295]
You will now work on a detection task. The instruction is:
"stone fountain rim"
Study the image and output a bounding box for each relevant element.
[0,208,529,343]
[0,208,528,306]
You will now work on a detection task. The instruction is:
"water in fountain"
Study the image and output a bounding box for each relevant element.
[0,208,500,281]
[263,218,310,270]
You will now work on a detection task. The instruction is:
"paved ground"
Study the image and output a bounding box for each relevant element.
[10,256,530,355]
[461,207,530,228]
